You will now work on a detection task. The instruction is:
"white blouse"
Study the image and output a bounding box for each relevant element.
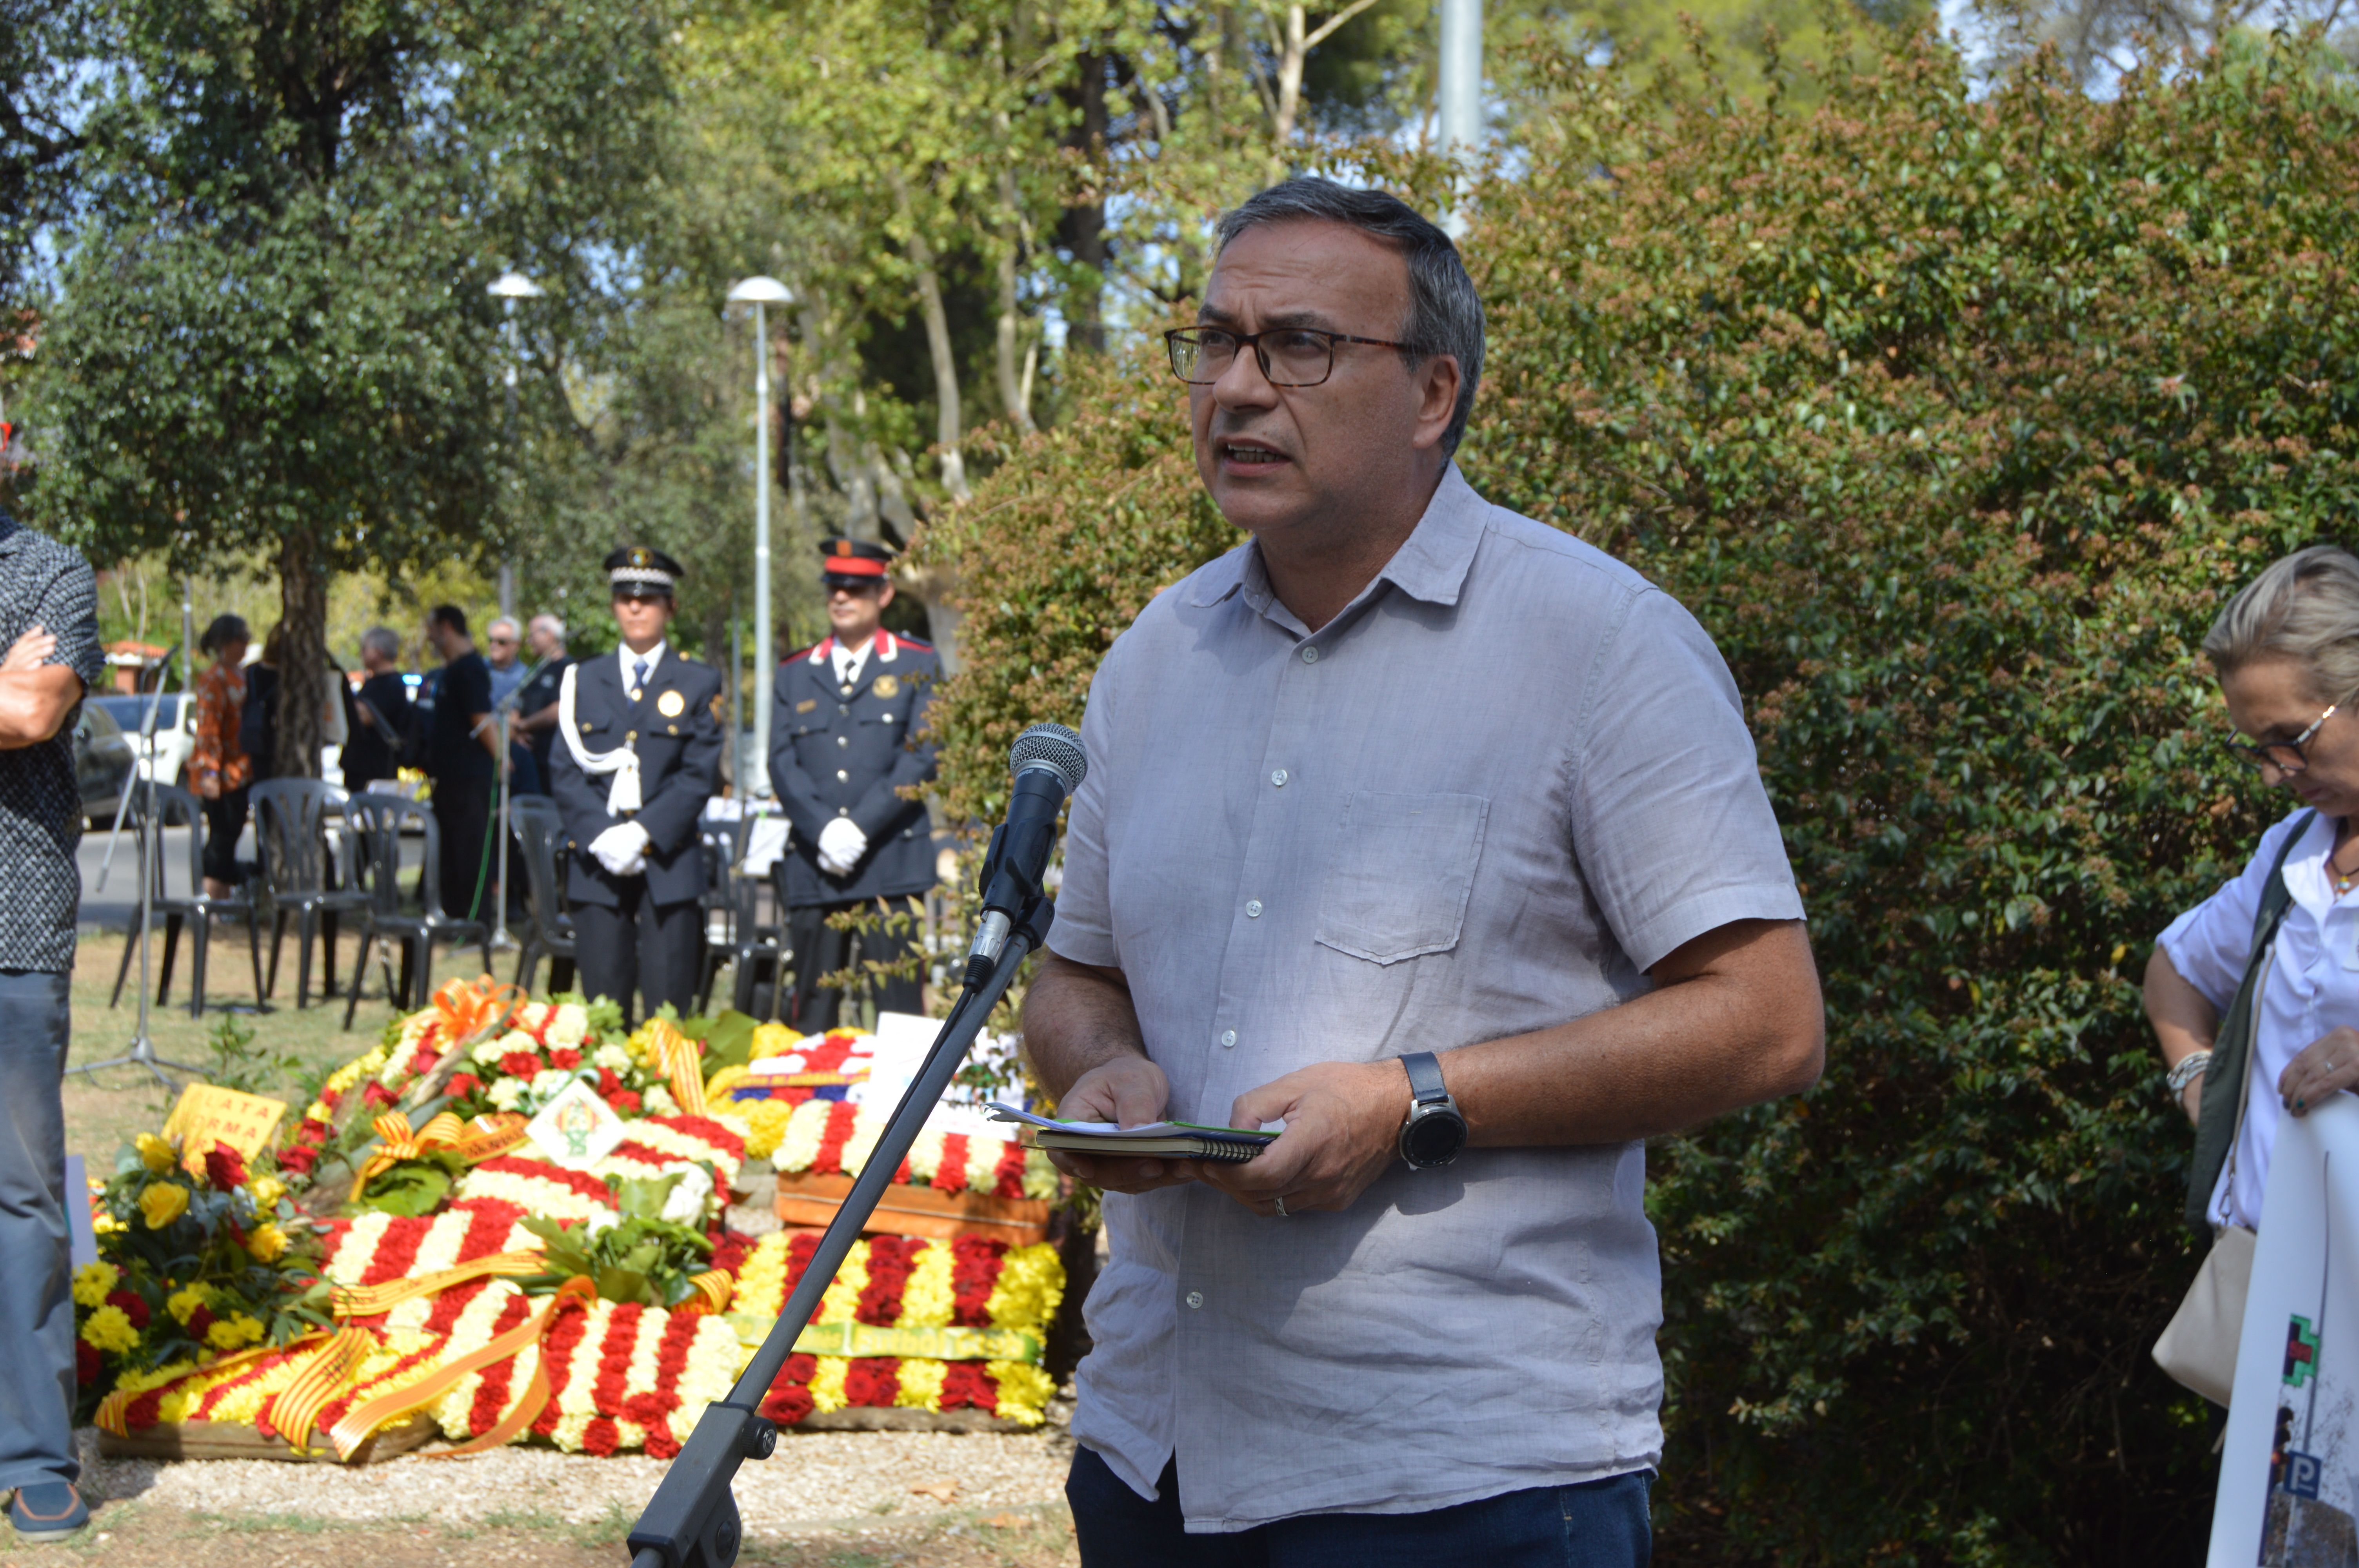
[2159,807,2359,1228]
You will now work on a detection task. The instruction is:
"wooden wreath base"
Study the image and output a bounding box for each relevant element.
[789,1407,1035,1435]
[97,1412,442,1465]
[774,1171,1051,1247]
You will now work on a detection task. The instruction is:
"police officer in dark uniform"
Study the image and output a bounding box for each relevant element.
[548,547,724,1023]
[769,539,942,1029]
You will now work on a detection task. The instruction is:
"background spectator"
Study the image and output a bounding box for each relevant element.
[188,613,251,897]
[419,604,496,919]
[513,613,571,787]
[342,625,412,792]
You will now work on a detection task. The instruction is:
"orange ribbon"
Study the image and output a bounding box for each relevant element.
[269,1326,378,1454]
[334,1276,599,1461]
[93,1335,319,1438]
[642,1018,709,1117]
[349,1110,531,1205]
[329,1249,546,1321]
[681,1269,734,1318]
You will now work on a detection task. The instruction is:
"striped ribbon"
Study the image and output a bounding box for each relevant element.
[338,1277,599,1461]
[92,1335,314,1438]
[329,1248,546,1321]
[642,1019,708,1117]
[269,1327,379,1454]
[350,1110,531,1205]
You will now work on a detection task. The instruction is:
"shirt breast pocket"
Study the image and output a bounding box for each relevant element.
[1314,790,1489,965]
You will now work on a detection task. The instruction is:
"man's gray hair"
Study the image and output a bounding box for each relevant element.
[530,613,567,641]
[360,626,400,663]
[486,615,520,640]
[2206,544,2359,699]
[1215,178,1485,457]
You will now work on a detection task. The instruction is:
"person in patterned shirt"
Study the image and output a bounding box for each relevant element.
[0,510,105,1541]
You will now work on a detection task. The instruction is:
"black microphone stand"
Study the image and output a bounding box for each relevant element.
[623,885,1055,1568]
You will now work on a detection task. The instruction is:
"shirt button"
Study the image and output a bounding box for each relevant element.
[837,735,849,748]
[1245,899,1262,918]
[1185,1291,1204,1310]
[1300,646,1319,664]
[838,704,850,715]
[1220,1029,1236,1048]
[836,769,849,781]
[1270,769,1288,787]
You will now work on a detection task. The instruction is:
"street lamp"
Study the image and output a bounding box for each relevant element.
[728,275,794,799]
[487,272,543,622]
[485,270,541,947]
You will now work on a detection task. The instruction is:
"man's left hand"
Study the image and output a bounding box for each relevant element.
[2,626,55,672]
[1201,1060,1406,1218]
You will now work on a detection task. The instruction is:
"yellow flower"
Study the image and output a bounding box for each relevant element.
[136,1132,176,1174]
[138,1181,190,1230]
[166,1285,210,1325]
[247,1176,286,1210]
[748,1022,797,1061]
[245,1222,288,1263]
[704,1064,749,1103]
[82,1304,140,1354]
[205,1313,265,1351]
[741,1100,792,1160]
[71,1260,120,1309]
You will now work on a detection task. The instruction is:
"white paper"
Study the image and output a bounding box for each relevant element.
[526,1078,628,1169]
[2211,1092,2359,1562]
[985,1102,1280,1140]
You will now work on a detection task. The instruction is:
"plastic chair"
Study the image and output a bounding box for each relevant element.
[251,778,369,1009]
[341,793,493,1026]
[508,795,577,996]
[694,817,742,1014]
[108,781,267,1018]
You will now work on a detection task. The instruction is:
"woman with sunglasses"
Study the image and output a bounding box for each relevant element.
[2148,546,2359,1265]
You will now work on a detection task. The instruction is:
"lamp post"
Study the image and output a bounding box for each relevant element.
[1438,0,1483,232]
[727,276,793,799]
[485,270,541,947]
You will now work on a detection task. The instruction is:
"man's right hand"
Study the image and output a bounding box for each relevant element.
[1039,1054,1206,1195]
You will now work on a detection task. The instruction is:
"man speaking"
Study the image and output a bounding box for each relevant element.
[1025,180,1825,1563]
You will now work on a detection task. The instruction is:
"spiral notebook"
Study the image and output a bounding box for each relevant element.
[987,1103,1279,1163]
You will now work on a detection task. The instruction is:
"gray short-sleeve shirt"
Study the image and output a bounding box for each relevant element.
[1049,466,1803,1531]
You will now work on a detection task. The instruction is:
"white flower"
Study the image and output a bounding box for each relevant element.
[488,1078,526,1112]
[548,1005,590,1049]
[658,1166,713,1226]
[530,1068,576,1100]
[472,1034,518,1067]
[780,1054,807,1073]
[583,1210,620,1238]
[645,1085,679,1117]
[592,1044,633,1073]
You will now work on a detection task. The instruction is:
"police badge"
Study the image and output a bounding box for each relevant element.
[657,690,686,718]
[874,674,900,699]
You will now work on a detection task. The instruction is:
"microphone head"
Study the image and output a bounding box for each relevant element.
[1009,722,1086,795]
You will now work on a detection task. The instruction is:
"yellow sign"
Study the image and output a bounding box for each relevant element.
[162,1085,288,1176]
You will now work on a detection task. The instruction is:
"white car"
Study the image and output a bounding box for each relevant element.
[89,692,195,786]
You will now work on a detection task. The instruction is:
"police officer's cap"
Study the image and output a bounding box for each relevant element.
[606,546,683,599]
[820,538,896,592]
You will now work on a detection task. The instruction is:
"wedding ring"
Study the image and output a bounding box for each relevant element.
[1274,1195,1290,1218]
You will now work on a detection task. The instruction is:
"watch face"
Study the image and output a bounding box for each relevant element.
[1403,1107,1468,1167]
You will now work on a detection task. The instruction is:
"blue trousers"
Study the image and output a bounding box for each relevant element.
[1067,1448,1652,1567]
[0,970,75,1492]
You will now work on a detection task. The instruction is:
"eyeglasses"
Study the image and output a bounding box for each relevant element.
[2225,699,2345,773]
[1163,326,1415,388]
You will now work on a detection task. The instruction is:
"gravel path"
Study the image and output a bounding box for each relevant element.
[76,1425,1077,1537]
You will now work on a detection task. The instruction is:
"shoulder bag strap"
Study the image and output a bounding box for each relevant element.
[2186,810,2314,1234]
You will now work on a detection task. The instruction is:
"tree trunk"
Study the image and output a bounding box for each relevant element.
[995,170,1036,436]
[901,221,970,503]
[274,531,329,782]
[1061,52,1108,356]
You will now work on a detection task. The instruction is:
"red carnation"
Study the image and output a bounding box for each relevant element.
[608,1091,641,1115]
[843,1357,900,1408]
[447,1073,482,1099]
[500,1051,543,1080]
[361,1081,394,1109]
[598,1068,622,1096]
[549,1047,582,1071]
[105,1289,151,1330]
[277,1144,319,1176]
[407,1048,440,1076]
[76,1339,101,1383]
[582,1416,620,1457]
[185,1305,217,1339]
[297,1117,332,1143]
[643,1423,680,1460]
[204,1142,248,1191]
[319,1087,342,1110]
[760,1386,814,1426]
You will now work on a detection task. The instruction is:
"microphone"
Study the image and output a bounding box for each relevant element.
[963,722,1086,987]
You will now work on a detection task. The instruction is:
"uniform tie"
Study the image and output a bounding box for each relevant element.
[631,658,649,701]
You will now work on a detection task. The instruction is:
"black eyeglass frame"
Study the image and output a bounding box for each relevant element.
[2224,698,2346,774]
[1163,325,1417,388]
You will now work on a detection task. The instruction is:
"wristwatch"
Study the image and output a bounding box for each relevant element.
[1398,1051,1469,1169]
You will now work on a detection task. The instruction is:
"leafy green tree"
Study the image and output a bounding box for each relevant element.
[920,27,2359,1563]
[26,0,670,776]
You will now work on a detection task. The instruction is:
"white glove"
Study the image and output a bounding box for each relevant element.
[589,822,651,878]
[816,817,868,877]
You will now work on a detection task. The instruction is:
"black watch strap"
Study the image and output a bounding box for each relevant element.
[1401,1051,1450,1105]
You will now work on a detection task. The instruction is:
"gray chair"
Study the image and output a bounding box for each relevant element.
[508,794,576,996]
[251,778,369,1009]
[108,781,266,1017]
[342,793,493,1025]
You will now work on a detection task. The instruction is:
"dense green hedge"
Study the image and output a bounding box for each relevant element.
[915,29,2359,1565]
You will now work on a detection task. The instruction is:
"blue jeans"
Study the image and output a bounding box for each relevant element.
[1067,1448,1652,1567]
[0,970,75,1492]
